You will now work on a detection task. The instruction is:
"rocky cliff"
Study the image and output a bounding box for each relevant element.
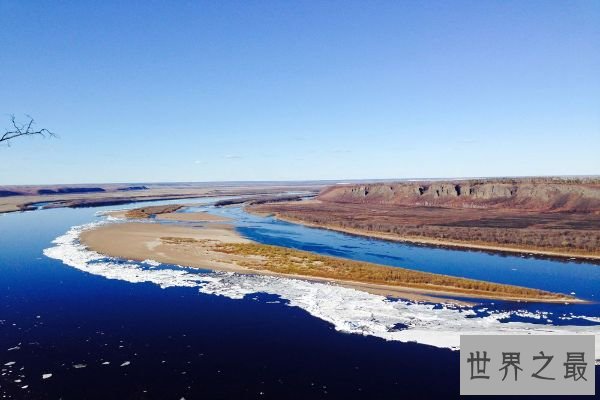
[318,179,600,212]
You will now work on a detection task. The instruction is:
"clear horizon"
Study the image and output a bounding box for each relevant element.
[4,174,600,188]
[1,1,599,185]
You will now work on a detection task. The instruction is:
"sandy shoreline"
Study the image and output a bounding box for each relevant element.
[78,208,579,305]
[81,221,478,304]
[262,213,600,261]
[79,222,466,303]
[155,212,230,222]
[80,222,251,272]
[108,209,230,223]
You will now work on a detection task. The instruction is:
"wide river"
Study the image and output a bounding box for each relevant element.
[1,197,599,398]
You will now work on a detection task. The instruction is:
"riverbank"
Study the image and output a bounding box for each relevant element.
[78,208,579,304]
[246,203,600,261]
[0,183,322,214]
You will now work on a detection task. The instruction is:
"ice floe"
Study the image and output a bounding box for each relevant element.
[142,259,161,267]
[44,221,600,359]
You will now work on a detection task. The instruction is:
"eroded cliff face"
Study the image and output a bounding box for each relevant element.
[318,179,600,212]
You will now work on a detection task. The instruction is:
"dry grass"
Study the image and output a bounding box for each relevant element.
[207,242,571,301]
[124,204,183,219]
[161,237,219,245]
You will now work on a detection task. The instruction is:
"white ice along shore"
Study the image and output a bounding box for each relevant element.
[44,221,600,360]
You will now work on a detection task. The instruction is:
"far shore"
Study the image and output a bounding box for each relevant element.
[254,212,600,262]
[78,207,581,305]
[0,183,323,214]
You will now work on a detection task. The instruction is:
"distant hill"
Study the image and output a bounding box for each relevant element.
[0,190,23,197]
[318,178,600,213]
[37,187,106,195]
[0,185,149,197]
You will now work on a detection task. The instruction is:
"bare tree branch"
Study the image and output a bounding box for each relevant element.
[1,114,56,146]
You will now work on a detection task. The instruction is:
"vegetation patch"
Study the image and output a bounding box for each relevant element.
[125,204,183,219]
[210,242,572,301]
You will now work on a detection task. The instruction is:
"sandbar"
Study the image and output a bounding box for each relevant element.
[79,217,578,304]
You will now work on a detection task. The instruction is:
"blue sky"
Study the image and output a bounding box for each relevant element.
[1,1,598,184]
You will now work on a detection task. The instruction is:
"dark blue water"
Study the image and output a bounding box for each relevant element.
[1,201,598,399]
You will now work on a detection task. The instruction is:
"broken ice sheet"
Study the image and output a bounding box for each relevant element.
[44,221,600,360]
